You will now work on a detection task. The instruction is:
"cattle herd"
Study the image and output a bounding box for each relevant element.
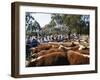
[26,39,90,67]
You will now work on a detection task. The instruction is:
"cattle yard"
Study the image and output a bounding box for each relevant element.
[25,12,90,67]
[26,37,90,67]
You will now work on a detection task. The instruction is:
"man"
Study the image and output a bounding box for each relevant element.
[31,38,40,47]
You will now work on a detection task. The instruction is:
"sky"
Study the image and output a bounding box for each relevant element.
[31,13,52,28]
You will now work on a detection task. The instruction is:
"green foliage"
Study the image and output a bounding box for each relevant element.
[25,12,89,37]
[43,14,89,35]
[25,13,41,36]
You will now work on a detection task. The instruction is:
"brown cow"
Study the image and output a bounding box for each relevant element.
[35,52,70,66]
[76,49,89,55]
[27,43,89,67]
[30,44,52,53]
[67,50,89,65]
[27,48,70,67]
[34,45,67,58]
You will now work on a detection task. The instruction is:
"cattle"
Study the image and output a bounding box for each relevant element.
[57,45,89,65]
[30,44,64,59]
[61,42,75,47]
[30,43,52,53]
[67,50,89,65]
[33,45,66,58]
[27,42,90,67]
[35,52,70,66]
[27,46,70,67]
[26,59,37,67]
[76,48,89,55]
[35,50,48,57]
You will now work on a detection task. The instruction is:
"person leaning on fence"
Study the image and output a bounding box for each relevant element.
[31,38,40,47]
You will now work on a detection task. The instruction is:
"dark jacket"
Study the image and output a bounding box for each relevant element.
[31,39,39,47]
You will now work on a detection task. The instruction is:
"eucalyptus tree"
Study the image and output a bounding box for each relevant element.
[41,13,89,40]
[25,12,41,37]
